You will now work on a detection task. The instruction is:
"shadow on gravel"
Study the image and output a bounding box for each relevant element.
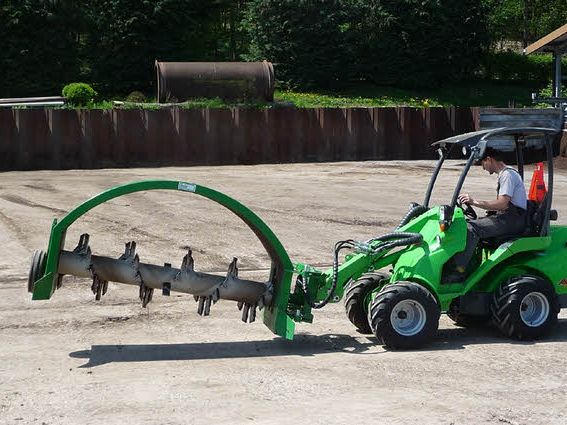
[69,333,374,368]
[70,320,567,367]
[412,318,567,352]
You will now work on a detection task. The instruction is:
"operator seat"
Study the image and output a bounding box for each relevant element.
[480,196,557,250]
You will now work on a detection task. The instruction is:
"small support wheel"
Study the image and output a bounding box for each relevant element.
[368,281,440,349]
[491,276,559,340]
[344,272,390,334]
[28,250,47,293]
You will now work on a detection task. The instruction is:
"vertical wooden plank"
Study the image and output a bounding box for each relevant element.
[232,108,247,164]
[79,110,94,169]
[58,109,82,169]
[146,109,176,165]
[114,109,145,166]
[271,108,292,163]
[181,109,208,166]
[262,109,275,163]
[17,110,50,170]
[91,110,114,168]
[382,108,402,160]
[0,109,17,171]
[171,108,186,164]
[301,108,321,162]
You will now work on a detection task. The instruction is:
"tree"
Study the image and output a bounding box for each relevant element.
[0,0,81,97]
[83,0,241,95]
[359,0,489,87]
[484,0,567,49]
[244,0,359,87]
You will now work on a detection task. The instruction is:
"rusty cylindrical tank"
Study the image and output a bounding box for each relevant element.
[155,61,275,103]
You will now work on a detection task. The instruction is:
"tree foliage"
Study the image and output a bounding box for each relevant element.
[84,0,221,94]
[244,0,359,87]
[0,0,564,97]
[246,0,489,88]
[0,0,81,96]
[484,0,567,48]
[358,0,489,87]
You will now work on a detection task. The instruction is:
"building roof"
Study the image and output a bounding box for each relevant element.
[525,23,567,54]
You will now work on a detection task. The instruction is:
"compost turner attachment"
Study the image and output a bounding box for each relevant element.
[27,180,297,339]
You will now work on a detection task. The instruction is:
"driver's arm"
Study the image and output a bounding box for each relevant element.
[459,193,511,211]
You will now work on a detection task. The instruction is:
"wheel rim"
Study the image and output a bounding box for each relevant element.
[390,299,427,336]
[520,292,549,327]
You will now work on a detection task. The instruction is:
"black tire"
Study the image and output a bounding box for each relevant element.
[28,250,46,293]
[447,300,490,328]
[368,281,440,349]
[344,272,390,334]
[491,275,559,340]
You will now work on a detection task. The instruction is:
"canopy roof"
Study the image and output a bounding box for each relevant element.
[525,23,567,54]
[432,127,560,165]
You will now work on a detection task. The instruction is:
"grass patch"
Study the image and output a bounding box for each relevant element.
[275,81,545,108]
[51,81,547,109]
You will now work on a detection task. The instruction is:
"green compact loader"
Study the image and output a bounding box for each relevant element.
[28,127,567,349]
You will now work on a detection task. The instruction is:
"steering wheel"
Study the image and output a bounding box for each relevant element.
[456,199,477,220]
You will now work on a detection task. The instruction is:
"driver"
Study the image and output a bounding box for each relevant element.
[450,147,527,281]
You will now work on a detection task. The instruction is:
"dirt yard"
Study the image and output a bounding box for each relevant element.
[2,160,567,425]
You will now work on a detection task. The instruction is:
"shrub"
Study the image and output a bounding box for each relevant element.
[538,81,566,98]
[125,91,147,103]
[62,83,98,106]
[480,52,558,82]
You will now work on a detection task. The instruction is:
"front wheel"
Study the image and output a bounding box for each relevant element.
[344,272,390,334]
[491,276,559,340]
[368,282,440,349]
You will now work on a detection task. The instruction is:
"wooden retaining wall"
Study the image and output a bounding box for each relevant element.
[0,107,479,171]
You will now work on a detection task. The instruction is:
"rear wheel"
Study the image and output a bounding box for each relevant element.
[491,276,559,340]
[344,272,389,334]
[368,281,440,349]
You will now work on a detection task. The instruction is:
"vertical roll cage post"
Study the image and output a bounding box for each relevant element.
[542,133,554,236]
[423,147,448,208]
[450,148,479,210]
[515,134,525,180]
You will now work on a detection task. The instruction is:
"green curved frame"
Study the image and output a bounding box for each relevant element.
[31,180,296,339]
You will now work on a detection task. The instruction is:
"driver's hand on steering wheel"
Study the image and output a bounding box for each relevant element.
[458,193,475,206]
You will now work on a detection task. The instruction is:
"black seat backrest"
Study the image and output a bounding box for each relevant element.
[524,200,539,236]
[526,194,553,236]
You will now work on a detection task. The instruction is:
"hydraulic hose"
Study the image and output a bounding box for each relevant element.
[300,232,422,309]
[396,202,428,229]
[300,203,426,309]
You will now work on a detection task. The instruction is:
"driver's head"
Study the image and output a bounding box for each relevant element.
[478,147,504,175]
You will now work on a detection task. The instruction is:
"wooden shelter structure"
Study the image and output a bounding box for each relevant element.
[525,23,567,99]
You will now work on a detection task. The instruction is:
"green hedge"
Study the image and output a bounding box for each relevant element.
[481,52,566,82]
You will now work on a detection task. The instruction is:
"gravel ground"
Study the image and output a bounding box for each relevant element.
[1,160,567,425]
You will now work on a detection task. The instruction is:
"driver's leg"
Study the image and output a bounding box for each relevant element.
[448,213,516,282]
[453,221,481,275]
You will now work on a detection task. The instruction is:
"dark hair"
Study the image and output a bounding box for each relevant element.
[481,147,504,162]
